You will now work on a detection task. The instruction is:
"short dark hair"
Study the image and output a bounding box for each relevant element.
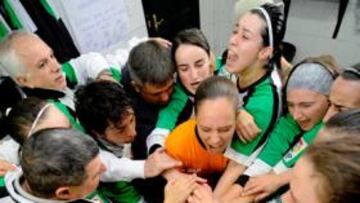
[21,128,99,198]
[5,97,48,145]
[172,28,211,60]
[194,76,238,114]
[75,81,132,137]
[127,40,175,87]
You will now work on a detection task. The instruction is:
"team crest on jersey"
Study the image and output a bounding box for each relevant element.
[284,138,308,162]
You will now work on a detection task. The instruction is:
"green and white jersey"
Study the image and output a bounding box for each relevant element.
[99,181,144,203]
[155,82,190,130]
[273,122,323,174]
[155,57,233,131]
[58,52,111,110]
[244,114,324,176]
[62,52,110,87]
[155,58,236,130]
[215,57,237,83]
[225,69,282,166]
[97,142,143,203]
[86,190,111,203]
[108,66,191,139]
[2,0,36,32]
[146,82,191,150]
[146,58,237,151]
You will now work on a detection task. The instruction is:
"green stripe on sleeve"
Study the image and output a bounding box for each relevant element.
[61,62,78,84]
[4,0,23,29]
[110,67,122,82]
[39,0,57,19]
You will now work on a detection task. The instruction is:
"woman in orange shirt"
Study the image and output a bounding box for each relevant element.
[164,76,238,185]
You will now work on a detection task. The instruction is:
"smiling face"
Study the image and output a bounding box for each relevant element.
[287,89,329,131]
[196,97,236,154]
[226,12,267,75]
[175,44,213,94]
[14,35,66,91]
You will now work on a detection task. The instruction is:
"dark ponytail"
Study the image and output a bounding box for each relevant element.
[250,3,286,70]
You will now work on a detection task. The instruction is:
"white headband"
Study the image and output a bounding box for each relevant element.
[27,103,52,138]
[344,67,360,77]
[255,7,274,48]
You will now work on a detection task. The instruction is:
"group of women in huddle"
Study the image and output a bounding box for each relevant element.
[2,2,360,203]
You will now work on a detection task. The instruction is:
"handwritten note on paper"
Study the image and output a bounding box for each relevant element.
[61,0,129,53]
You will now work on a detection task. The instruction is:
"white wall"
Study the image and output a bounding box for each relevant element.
[200,0,360,67]
[284,0,360,67]
[200,0,237,56]
[54,0,359,67]
[52,0,147,54]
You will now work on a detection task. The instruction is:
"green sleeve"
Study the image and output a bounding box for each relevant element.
[0,20,10,40]
[214,57,223,72]
[245,85,277,133]
[277,122,323,169]
[62,62,122,85]
[230,80,280,156]
[99,181,141,203]
[110,67,122,82]
[0,176,4,187]
[39,0,58,19]
[155,83,189,130]
[214,57,238,82]
[0,176,5,197]
[258,114,301,166]
[86,189,111,203]
[61,62,78,85]
[302,122,323,144]
[3,0,23,29]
